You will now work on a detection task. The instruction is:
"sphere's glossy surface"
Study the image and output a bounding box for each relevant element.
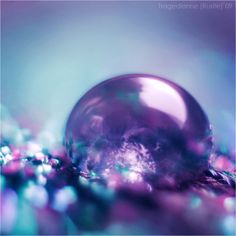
[64,74,212,189]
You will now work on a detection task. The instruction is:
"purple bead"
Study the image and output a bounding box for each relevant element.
[64,74,213,189]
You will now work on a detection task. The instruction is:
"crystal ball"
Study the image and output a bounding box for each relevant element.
[64,74,212,189]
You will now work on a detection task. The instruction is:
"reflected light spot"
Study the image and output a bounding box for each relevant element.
[139,77,187,126]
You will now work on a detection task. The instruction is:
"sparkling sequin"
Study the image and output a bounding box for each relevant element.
[64,74,213,188]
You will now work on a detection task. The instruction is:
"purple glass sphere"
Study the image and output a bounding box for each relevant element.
[64,74,212,189]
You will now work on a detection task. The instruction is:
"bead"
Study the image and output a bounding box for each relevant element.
[64,74,213,188]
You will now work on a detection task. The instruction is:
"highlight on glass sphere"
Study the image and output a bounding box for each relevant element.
[64,74,213,189]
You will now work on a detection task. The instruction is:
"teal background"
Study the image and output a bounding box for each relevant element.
[1,1,235,151]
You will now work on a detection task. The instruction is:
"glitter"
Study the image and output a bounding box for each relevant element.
[91,182,104,193]
[90,171,97,177]
[219,173,231,185]
[36,164,52,175]
[42,163,52,174]
[52,186,77,212]
[209,169,217,176]
[0,152,5,165]
[0,145,14,165]
[12,199,37,235]
[190,196,202,208]
[91,182,114,199]
[1,189,18,233]
[27,142,41,156]
[107,179,119,189]
[125,171,143,183]
[0,91,235,235]
[1,146,11,155]
[49,158,62,169]
[210,153,235,172]
[24,185,48,208]
[222,215,236,235]
[37,175,47,185]
[78,176,90,187]
[0,175,6,189]
[4,154,13,164]
[36,165,44,174]
[223,197,235,213]
[34,152,45,161]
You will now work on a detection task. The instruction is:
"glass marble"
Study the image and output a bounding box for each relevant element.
[64,74,213,188]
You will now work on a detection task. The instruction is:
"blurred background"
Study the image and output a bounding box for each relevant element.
[1,0,235,151]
